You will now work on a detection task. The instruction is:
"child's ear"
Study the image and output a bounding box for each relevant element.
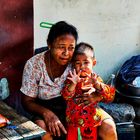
[93,58,96,66]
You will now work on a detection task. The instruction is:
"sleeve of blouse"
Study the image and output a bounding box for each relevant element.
[96,76,115,103]
[20,60,39,98]
[61,78,75,101]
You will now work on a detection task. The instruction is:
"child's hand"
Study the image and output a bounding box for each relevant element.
[67,69,82,84]
[77,90,103,108]
[89,73,104,90]
[91,73,98,84]
[81,86,96,94]
[84,73,98,84]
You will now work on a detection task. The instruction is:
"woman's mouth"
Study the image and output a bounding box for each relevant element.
[60,58,69,61]
[59,58,70,64]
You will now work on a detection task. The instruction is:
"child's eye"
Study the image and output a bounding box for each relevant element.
[75,62,80,65]
[84,61,89,64]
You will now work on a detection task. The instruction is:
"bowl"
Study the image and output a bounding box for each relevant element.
[117,91,140,105]
[118,84,140,97]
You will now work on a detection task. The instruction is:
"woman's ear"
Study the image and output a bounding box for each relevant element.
[93,58,96,66]
[48,46,50,50]
[47,40,51,50]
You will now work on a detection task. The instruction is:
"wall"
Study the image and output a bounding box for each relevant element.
[34,0,140,81]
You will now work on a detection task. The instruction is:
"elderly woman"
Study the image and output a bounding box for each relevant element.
[21,21,117,140]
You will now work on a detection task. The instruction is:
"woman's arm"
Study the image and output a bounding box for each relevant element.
[21,94,67,136]
[21,94,50,117]
[21,58,67,136]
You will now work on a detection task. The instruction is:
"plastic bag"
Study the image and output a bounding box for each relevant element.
[0,114,11,128]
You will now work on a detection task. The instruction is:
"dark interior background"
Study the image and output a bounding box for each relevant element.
[0,0,33,114]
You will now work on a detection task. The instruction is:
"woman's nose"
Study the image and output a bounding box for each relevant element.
[63,48,69,55]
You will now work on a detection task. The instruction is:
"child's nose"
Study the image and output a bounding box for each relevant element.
[81,63,85,68]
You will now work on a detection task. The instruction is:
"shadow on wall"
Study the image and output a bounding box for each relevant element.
[0,0,33,114]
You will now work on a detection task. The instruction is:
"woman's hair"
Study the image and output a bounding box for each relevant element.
[72,42,95,60]
[47,21,78,45]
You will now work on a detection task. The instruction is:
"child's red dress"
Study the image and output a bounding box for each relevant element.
[61,74,115,140]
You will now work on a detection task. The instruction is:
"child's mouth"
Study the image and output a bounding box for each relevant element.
[80,70,88,76]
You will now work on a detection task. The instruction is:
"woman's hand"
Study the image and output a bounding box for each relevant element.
[21,94,67,137]
[43,110,67,137]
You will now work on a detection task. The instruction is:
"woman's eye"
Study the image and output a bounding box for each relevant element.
[68,47,74,51]
[58,46,64,49]
[60,46,64,49]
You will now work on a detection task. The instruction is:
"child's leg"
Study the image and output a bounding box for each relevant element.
[98,108,118,140]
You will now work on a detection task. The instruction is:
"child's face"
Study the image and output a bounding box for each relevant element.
[73,53,95,77]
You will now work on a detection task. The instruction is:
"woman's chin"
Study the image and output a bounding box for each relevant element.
[57,60,68,65]
[59,59,70,65]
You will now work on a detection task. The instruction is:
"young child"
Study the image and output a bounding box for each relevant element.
[61,42,115,140]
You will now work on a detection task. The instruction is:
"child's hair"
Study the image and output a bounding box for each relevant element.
[72,42,95,60]
[47,21,78,45]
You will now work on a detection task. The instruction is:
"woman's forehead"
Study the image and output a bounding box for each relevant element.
[55,34,76,42]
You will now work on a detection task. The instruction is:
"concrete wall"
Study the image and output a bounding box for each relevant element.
[34,0,140,81]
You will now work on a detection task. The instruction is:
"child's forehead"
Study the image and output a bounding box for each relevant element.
[75,47,93,58]
[75,53,92,60]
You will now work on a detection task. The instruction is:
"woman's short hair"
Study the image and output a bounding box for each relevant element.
[47,21,78,45]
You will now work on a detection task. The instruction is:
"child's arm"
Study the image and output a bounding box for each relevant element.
[91,73,115,103]
[61,69,81,100]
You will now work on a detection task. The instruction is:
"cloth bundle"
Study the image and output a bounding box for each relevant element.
[99,103,135,123]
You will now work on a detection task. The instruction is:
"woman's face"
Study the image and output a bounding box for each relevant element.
[50,34,76,65]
